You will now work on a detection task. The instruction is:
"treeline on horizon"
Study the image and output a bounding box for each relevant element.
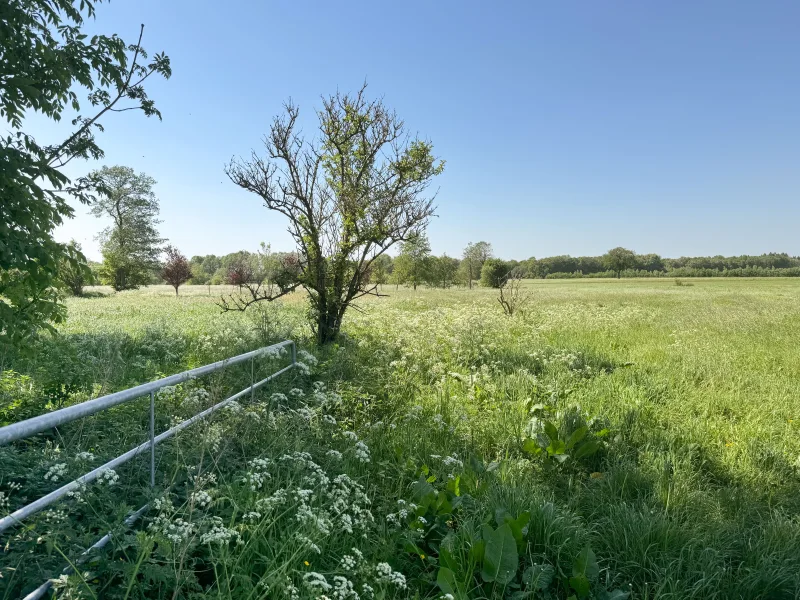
[177,247,800,289]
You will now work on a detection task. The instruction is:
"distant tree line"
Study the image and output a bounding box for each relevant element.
[517,250,800,279]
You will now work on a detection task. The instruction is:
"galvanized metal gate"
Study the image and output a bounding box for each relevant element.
[0,339,298,599]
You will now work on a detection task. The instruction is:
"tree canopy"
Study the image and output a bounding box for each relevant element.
[224,85,444,344]
[91,166,164,291]
[0,0,170,363]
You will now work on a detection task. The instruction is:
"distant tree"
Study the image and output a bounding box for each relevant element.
[370,254,394,286]
[393,233,432,291]
[461,241,493,289]
[162,246,192,295]
[602,247,638,278]
[91,166,164,291]
[0,1,170,363]
[59,240,93,297]
[225,251,256,291]
[480,258,511,288]
[638,253,665,272]
[428,254,460,288]
[224,85,444,344]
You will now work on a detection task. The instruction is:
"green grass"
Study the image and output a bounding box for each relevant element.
[2,279,800,599]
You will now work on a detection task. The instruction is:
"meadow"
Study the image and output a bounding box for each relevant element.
[2,279,800,599]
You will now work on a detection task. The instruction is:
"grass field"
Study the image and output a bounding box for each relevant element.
[2,279,800,599]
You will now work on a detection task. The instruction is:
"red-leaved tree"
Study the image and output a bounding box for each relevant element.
[162,246,192,295]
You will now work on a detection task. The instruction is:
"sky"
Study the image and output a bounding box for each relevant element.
[33,0,800,261]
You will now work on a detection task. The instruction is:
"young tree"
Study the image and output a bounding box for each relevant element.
[480,258,511,288]
[162,246,192,295]
[0,1,170,362]
[461,241,493,289]
[91,166,164,291]
[224,86,444,344]
[393,233,432,291]
[58,240,93,297]
[602,247,638,278]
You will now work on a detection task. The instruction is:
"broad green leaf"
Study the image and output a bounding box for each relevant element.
[506,511,531,550]
[597,590,630,600]
[546,439,566,457]
[522,438,541,456]
[544,420,559,441]
[573,440,601,460]
[481,523,519,584]
[569,574,590,599]
[572,546,599,580]
[522,563,554,590]
[566,426,588,449]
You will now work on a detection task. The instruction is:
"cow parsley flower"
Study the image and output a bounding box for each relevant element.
[354,441,371,463]
[44,463,68,482]
[375,563,406,588]
[191,490,212,508]
[303,572,332,593]
[97,468,119,486]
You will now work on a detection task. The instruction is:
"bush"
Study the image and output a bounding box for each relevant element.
[480,259,511,288]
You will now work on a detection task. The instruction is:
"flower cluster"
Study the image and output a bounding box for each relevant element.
[44,463,68,482]
[200,516,241,545]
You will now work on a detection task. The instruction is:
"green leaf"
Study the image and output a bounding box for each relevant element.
[573,440,601,460]
[522,438,541,456]
[546,439,566,457]
[572,546,599,581]
[522,563,554,590]
[506,511,531,551]
[569,574,591,599]
[469,539,485,562]
[437,567,467,599]
[481,523,519,584]
[544,420,559,441]
[566,426,588,449]
[597,590,630,600]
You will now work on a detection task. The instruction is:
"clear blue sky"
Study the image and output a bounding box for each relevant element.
[40,0,800,261]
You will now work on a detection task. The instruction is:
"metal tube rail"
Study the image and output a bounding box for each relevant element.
[22,502,152,600]
[0,340,294,446]
[0,362,296,535]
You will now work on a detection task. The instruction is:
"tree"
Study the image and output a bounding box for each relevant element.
[461,241,493,289]
[91,166,164,291]
[498,271,529,316]
[225,252,256,291]
[370,254,393,286]
[428,254,460,288]
[224,85,444,344]
[602,247,638,278]
[480,258,511,288]
[0,0,170,363]
[393,233,432,291]
[162,246,192,295]
[58,240,93,297]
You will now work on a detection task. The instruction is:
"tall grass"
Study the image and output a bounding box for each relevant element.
[2,280,800,598]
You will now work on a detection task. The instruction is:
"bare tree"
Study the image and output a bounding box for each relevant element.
[498,271,530,316]
[162,246,192,295]
[224,85,444,344]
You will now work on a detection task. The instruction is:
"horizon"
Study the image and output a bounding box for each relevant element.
[32,0,800,261]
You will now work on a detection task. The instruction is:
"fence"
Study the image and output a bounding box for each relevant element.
[0,339,297,599]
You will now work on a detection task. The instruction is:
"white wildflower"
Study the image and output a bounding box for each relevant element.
[303,572,332,592]
[44,463,68,482]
